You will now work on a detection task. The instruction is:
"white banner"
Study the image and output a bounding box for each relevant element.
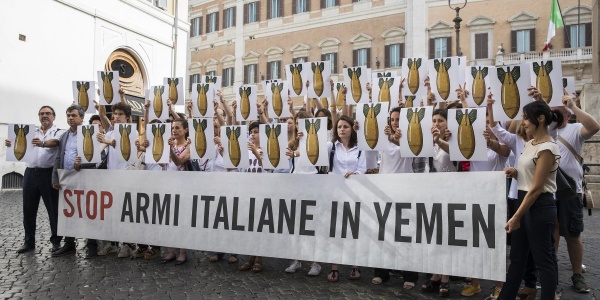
[57,170,507,281]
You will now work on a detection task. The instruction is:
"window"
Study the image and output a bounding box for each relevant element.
[385,44,404,68]
[244,64,258,84]
[511,29,535,53]
[244,2,260,24]
[147,0,167,10]
[267,61,281,79]
[474,33,488,59]
[189,74,200,92]
[190,17,202,37]
[435,38,449,58]
[321,0,338,8]
[293,0,310,14]
[565,23,592,48]
[353,48,370,67]
[223,7,236,29]
[321,53,338,74]
[268,0,283,19]
[206,70,216,77]
[206,12,219,33]
[292,57,307,64]
[222,67,234,87]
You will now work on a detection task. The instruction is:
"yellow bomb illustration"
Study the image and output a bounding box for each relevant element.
[404,95,415,108]
[305,119,321,165]
[193,119,208,158]
[290,64,304,95]
[271,82,284,116]
[265,125,281,168]
[119,124,132,161]
[348,68,362,103]
[335,83,346,111]
[363,103,381,149]
[434,58,451,101]
[321,98,329,108]
[82,126,95,162]
[226,127,241,167]
[378,76,394,103]
[153,86,165,118]
[311,62,325,97]
[205,75,217,84]
[100,71,114,104]
[471,67,488,106]
[497,66,521,119]
[196,83,209,116]
[13,125,29,161]
[239,86,252,120]
[167,78,179,105]
[533,61,553,104]
[407,58,422,95]
[151,124,165,162]
[407,108,426,156]
[76,81,90,111]
[456,109,477,159]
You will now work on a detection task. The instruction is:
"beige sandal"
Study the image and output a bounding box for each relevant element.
[372,277,383,285]
[228,255,238,264]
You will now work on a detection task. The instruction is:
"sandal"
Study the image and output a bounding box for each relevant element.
[349,267,361,280]
[371,277,383,285]
[239,260,254,271]
[439,281,450,298]
[516,288,537,300]
[403,281,416,290]
[421,279,441,293]
[228,255,238,264]
[209,254,221,262]
[251,263,263,273]
[327,270,340,282]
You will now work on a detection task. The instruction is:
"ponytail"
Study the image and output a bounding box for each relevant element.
[551,109,564,129]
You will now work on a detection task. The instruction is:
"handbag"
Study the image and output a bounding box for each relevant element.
[558,135,594,215]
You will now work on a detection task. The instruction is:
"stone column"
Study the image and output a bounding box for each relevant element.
[234,0,245,87]
[405,1,428,58]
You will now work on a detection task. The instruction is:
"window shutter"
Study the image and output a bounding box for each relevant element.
[482,33,488,58]
[254,65,259,83]
[223,10,227,28]
[529,29,536,51]
[244,65,248,84]
[306,0,310,12]
[321,0,325,9]
[190,22,194,38]
[333,53,338,73]
[279,1,283,18]
[429,38,435,59]
[585,23,592,46]
[189,75,193,92]
[446,37,452,57]
[384,45,390,68]
[321,54,326,61]
[564,25,571,48]
[336,0,339,5]
[244,4,248,24]
[267,0,271,19]
[157,0,167,9]
[353,49,358,67]
[400,43,405,64]
[199,17,202,35]
[511,30,517,53]
[206,15,210,33]
[256,2,261,21]
[267,62,272,80]
[366,48,371,68]
[293,0,297,14]
[233,7,236,27]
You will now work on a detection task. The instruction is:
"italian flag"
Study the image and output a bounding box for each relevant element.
[543,0,564,51]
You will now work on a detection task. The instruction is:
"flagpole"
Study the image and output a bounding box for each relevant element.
[556,0,571,47]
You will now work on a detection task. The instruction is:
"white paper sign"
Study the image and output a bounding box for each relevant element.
[372,75,400,107]
[164,77,184,106]
[97,71,120,105]
[113,123,138,164]
[77,124,102,164]
[490,65,532,121]
[72,81,96,113]
[221,125,250,169]
[259,123,288,170]
[529,59,563,106]
[401,58,428,103]
[356,103,390,151]
[6,124,37,163]
[189,118,215,161]
[465,66,491,108]
[148,85,169,122]
[235,85,258,122]
[201,75,222,92]
[344,67,370,104]
[191,83,215,118]
[332,82,347,111]
[145,123,171,164]
[263,80,291,118]
[399,106,434,158]
[447,108,488,161]
[307,61,332,98]
[563,76,575,96]
[298,117,328,167]
[428,57,465,102]
[286,63,308,97]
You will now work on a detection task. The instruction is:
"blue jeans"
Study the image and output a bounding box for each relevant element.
[22,167,60,245]
[500,192,558,300]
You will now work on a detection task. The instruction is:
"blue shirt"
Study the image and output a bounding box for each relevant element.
[63,130,78,170]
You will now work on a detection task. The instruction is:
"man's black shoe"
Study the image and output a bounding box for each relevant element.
[51,243,61,253]
[51,244,76,257]
[17,243,35,254]
[85,247,98,259]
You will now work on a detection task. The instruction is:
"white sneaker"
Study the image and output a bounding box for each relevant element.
[118,243,132,258]
[97,242,118,256]
[285,260,302,273]
[308,262,322,276]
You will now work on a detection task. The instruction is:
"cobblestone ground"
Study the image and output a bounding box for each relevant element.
[0,190,597,300]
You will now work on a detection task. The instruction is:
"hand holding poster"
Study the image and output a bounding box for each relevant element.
[191,83,215,118]
[164,77,184,106]
[113,123,139,164]
[72,81,96,113]
[307,61,332,98]
[148,85,169,122]
[399,106,434,158]
[5,124,37,163]
[465,66,491,108]
[77,124,102,164]
[145,123,171,164]
[235,85,258,122]
[263,80,291,118]
[356,103,389,151]
[343,67,370,104]
[286,63,307,97]
[189,118,215,161]
[298,117,328,167]
[563,76,575,96]
[447,108,487,161]
[97,71,120,105]
[259,123,288,170]
[489,65,531,121]
[221,125,250,169]
[529,59,563,107]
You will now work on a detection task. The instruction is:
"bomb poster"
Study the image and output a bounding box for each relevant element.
[189,118,215,161]
[77,124,102,164]
[332,82,347,111]
[447,108,487,161]
[489,65,531,121]
[72,81,97,113]
[259,123,288,170]
[355,103,389,151]
[563,77,575,96]
[465,66,491,108]
[306,61,332,99]
[6,124,37,163]
[163,77,184,106]
[262,80,291,118]
[529,59,563,107]
[371,75,400,108]
[97,71,120,105]
[201,75,222,92]
[220,125,250,169]
[298,117,328,167]
[398,106,434,158]
[374,71,398,78]
[113,123,139,164]
[147,85,169,122]
[235,85,258,122]
[191,83,216,118]
[428,57,465,102]
[401,58,428,104]
[343,67,370,104]
[145,123,171,164]
[286,63,308,97]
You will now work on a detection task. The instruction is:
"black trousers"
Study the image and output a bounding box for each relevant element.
[373,268,419,283]
[22,167,60,245]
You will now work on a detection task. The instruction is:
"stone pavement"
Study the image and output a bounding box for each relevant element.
[0,190,597,300]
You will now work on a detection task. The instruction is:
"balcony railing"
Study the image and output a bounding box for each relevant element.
[496,47,592,65]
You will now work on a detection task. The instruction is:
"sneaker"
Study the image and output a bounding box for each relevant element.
[131,247,146,259]
[118,244,132,258]
[144,248,161,260]
[97,243,118,256]
[485,287,501,300]
[308,262,322,276]
[461,284,482,296]
[571,273,590,293]
[285,260,302,273]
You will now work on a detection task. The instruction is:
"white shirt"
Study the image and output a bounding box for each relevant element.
[517,141,560,193]
[471,148,508,172]
[491,123,527,199]
[557,123,586,193]
[327,141,367,175]
[27,125,64,168]
[292,156,318,174]
[432,144,456,172]
[141,153,164,171]
[379,142,414,174]
[105,130,131,170]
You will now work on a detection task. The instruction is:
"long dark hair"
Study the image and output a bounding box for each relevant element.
[315,108,333,130]
[289,111,310,151]
[332,115,357,148]
[522,101,563,129]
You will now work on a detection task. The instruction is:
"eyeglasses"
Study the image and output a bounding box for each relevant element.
[38,112,53,116]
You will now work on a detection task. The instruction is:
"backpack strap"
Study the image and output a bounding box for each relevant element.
[328,145,336,172]
[557,134,583,166]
